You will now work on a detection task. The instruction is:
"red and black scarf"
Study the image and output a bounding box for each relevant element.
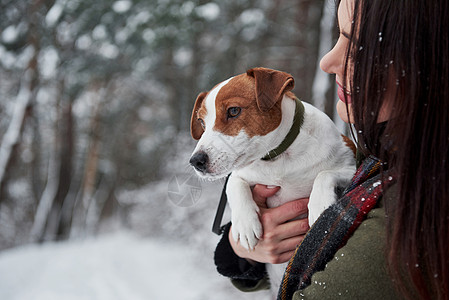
[277,155,396,300]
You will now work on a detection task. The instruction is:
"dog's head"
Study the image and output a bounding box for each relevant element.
[189,67,294,179]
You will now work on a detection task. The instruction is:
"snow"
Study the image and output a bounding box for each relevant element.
[142,29,156,44]
[0,45,16,69]
[113,0,132,14]
[238,9,265,25]
[15,45,36,69]
[0,232,269,300]
[238,9,265,41]
[180,2,195,16]
[76,34,92,50]
[92,25,108,40]
[39,47,60,79]
[1,25,20,44]
[99,42,119,59]
[195,3,220,21]
[174,47,193,67]
[46,0,65,27]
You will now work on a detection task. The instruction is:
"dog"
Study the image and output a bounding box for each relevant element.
[189,67,356,294]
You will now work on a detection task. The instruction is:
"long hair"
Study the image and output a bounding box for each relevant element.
[340,0,449,298]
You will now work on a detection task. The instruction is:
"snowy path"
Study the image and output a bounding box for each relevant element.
[0,232,269,300]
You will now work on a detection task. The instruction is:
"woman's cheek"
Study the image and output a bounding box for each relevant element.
[337,100,353,123]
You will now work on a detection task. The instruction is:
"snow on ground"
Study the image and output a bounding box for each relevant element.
[0,231,270,300]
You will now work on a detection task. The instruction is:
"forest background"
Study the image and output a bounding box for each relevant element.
[0,0,346,298]
[0,0,346,249]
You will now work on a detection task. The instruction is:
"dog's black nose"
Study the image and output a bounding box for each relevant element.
[190,152,209,173]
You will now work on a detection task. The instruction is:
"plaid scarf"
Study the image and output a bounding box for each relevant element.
[277,155,396,300]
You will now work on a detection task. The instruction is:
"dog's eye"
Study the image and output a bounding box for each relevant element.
[198,118,205,129]
[227,107,241,118]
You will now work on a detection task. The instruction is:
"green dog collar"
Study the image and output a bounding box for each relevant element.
[261,98,305,161]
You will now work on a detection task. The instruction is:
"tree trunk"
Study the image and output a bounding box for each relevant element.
[48,78,74,240]
[70,84,105,237]
[0,0,43,202]
[85,174,115,235]
[0,70,34,199]
[311,0,335,112]
[29,121,60,242]
[55,96,75,239]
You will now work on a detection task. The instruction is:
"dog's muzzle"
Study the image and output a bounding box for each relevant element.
[190,151,209,173]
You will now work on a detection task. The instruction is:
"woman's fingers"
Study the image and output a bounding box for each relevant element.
[253,184,280,198]
[261,236,304,264]
[252,184,280,208]
[259,220,307,252]
[261,198,309,227]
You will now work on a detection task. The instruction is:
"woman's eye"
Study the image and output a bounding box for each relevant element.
[198,118,205,129]
[227,107,241,118]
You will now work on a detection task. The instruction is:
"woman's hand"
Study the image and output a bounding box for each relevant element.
[229,185,310,264]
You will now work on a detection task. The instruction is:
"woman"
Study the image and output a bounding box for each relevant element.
[214,0,449,299]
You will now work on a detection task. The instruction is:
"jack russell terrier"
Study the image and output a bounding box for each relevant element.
[189,67,356,293]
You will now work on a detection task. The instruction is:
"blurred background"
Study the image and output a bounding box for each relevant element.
[0,0,344,299]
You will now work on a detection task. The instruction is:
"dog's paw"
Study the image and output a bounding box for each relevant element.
[231,211,262,250]
[308,188,337,227]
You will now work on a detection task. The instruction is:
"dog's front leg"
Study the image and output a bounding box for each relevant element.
[226,174,262,250]
[308,167,355,226]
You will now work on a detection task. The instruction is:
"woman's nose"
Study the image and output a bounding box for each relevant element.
[320,46,341,75]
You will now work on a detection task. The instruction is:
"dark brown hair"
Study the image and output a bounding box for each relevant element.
[340,0,449,298]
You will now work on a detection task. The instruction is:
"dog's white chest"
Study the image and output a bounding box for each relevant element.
[236,160,316,208]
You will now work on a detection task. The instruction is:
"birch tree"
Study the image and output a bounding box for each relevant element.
[0,0,44,201]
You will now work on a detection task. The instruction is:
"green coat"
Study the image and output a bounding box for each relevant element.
[295,189,403,299]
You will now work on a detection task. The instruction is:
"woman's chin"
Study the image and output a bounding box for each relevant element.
[336,100,353,123]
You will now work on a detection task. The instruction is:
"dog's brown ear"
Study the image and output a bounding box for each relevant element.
[247,67,295,112]
[190,92,208,140]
